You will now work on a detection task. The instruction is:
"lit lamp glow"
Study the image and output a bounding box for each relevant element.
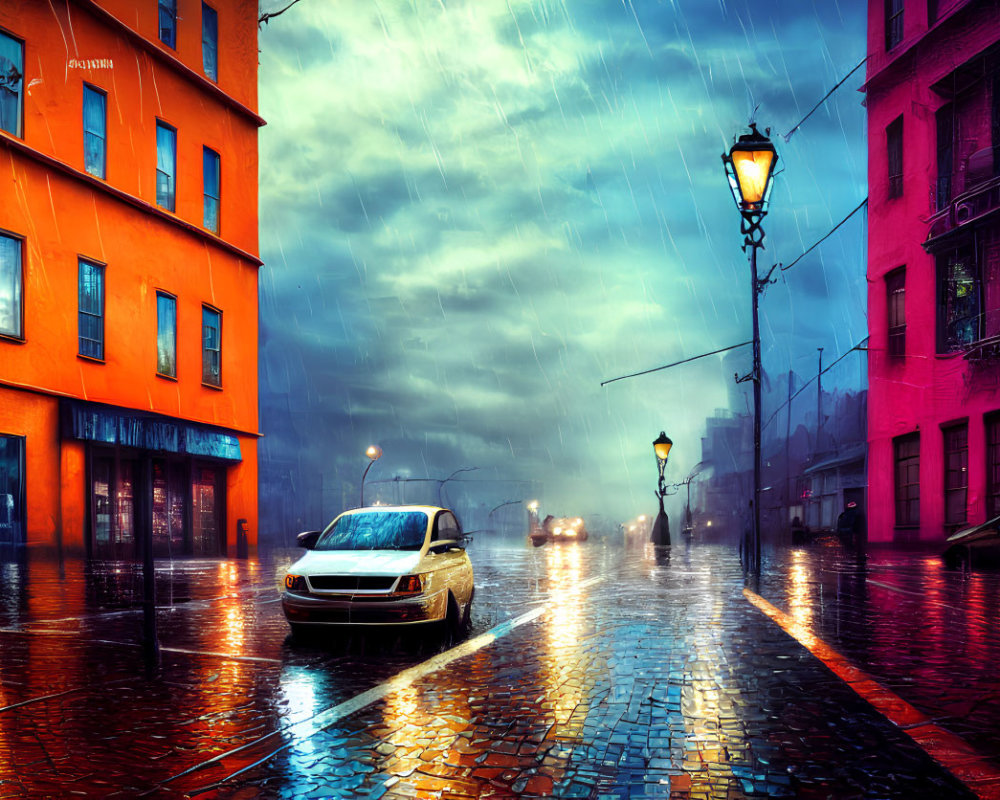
[360,444,383,507]
[651,432,672,546]
[723,123,777,214]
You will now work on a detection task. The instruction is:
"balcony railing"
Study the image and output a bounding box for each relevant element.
[927,173,1000,244]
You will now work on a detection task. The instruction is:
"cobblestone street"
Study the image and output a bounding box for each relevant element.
[1,536,999,798]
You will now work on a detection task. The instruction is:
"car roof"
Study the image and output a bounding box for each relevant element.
[341,505,448,515]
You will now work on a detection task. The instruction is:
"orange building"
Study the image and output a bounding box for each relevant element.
[0,0,261,558]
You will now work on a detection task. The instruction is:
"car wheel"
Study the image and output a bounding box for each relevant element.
[461,587,474,629]
[444,593,464,641]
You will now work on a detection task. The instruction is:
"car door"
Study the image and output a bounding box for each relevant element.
[430,510,472,604]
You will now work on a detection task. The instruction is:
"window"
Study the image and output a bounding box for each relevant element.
[894,432,920,527]
[158,0,177,49]
[987,414,1000,518]
[943,423,968,526]
[0,435,25,546]
[887,267,905,358]
[0,30,23,137]
[156,122,176,211]
[202,3,218,82]
[202,305,221,386]
[993,76,1000,179]
[887,116,903,199]
[885,0,904,50]
[938,245,980,352]
[78,259,104,360]
[203,147,220,233]
[83,84,106,179]
[156,292,177,377]
[0,232,22,339]
[936,104,953,210]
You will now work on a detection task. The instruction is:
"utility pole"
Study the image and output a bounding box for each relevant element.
[785,370,793,515]
[817,348,824,451]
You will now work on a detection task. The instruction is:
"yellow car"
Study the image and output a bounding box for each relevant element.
[282,505,474,634]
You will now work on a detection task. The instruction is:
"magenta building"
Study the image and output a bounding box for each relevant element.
[866,0,1000,544]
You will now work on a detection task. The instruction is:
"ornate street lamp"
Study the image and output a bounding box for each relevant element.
[360,444,382,507]
[722,123,778,574]
[651,432,672,546]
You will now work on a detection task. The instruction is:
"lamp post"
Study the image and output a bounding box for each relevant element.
[722,122,778,575]
[527,500,540,534]
[651,432,672,546]
[360,444,382,507]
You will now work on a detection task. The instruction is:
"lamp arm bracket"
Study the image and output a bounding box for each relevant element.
[734,370,753,385]
[756,263,780,293]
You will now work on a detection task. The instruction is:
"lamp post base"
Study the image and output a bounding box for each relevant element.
[651,509,671,547]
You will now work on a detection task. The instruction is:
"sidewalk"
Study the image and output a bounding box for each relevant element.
[751,537,1000,798]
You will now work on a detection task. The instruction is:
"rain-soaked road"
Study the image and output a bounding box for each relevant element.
[1,536,999,799]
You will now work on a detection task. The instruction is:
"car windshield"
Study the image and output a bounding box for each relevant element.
[315,511,428,551]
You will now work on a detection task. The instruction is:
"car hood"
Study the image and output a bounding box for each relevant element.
[291,549,424,576]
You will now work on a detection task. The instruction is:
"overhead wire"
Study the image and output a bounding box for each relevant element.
[761,335,870,434]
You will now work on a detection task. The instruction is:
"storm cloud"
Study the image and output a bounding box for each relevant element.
[257,0,868,536]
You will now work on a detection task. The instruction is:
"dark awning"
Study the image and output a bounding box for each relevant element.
[946,514,1000,545]
[60,399,241,462]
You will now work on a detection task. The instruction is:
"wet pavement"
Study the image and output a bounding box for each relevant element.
[0,535,997,798]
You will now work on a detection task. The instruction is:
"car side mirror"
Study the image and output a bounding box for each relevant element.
[429,539,462,554]
[296,530,321,549]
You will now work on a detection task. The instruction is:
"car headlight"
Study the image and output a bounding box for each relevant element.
[285,574,307,592]
[566,529,577,537]
[394,574,424,596]
[553,526,563,535]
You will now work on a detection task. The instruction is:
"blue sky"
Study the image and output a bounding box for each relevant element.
[256,0,868,532]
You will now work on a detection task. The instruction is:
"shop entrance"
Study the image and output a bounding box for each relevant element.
[90,448,225,560]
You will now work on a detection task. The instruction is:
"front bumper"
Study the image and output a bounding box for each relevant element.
[281,589,448,626]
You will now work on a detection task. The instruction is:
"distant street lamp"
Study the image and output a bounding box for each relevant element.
[722,122,778,574]
[360,444,382,507]
[527,500,540,534]
[651,432,672,546]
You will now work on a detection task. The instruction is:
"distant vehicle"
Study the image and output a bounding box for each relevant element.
[540,515,589,543]
[282,505,474,635]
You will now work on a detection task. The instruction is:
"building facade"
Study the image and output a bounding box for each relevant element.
[867,0,1000,543]
[0,0,261,557]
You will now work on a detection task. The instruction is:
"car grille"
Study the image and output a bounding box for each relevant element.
[308,575,397,592]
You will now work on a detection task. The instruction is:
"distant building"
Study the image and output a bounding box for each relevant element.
[866,0,1000,543]
[0,1,262,557]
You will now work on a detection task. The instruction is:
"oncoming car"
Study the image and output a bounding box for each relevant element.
[542,515,589,543]
[281,505,474,635]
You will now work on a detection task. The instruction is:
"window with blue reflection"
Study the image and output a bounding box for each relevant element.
[156,292,177,377]
[0,30,23,137]
[0,434,25,546]
[0,233,22,339]
[203,147,220,233]
[202,3,218,81]
[202,305,221,386]
[78,260,104,360]
[158,0,177,49]
[316,511,429,551]
[83,84,106,179]
[156,121,176,211]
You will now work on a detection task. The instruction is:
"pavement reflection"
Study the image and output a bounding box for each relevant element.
[0,539,990,798]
